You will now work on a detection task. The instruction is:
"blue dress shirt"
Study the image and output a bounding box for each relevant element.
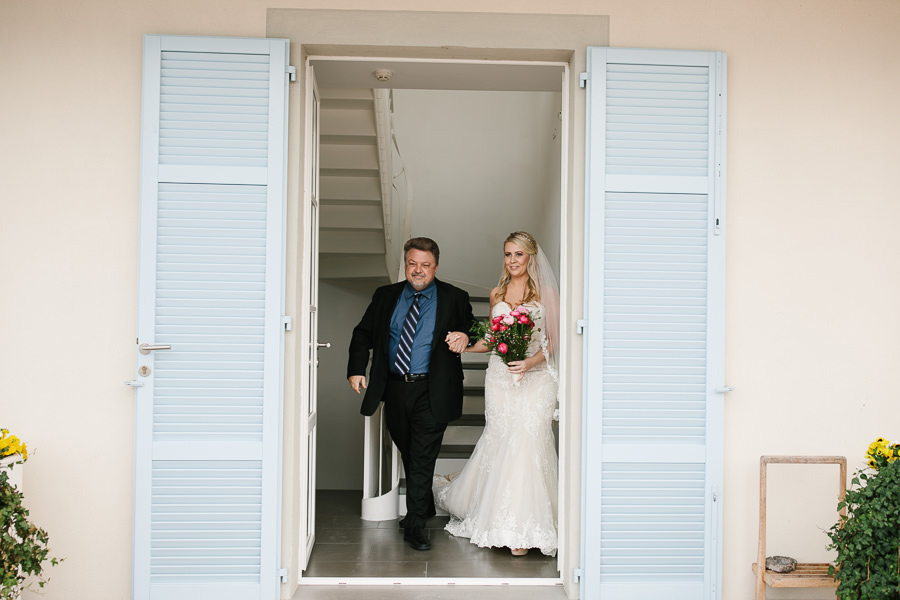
[389,281,436,374]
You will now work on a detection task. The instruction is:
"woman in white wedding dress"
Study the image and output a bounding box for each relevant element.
[436,231,559,557]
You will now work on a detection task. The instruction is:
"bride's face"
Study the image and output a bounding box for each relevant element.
[504,241,530,278]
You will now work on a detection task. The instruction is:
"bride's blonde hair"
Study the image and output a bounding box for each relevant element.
[497,231,541,305]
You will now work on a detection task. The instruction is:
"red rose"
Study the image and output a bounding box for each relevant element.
[498,342,508,354]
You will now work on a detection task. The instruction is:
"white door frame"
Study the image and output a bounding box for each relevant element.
[295,53,571,587]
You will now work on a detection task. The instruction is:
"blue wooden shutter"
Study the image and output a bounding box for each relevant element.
[582,48,726,600]
[133,35,289,600]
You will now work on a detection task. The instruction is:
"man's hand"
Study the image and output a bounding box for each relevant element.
[349,375,367,394]
[445,331,469,354]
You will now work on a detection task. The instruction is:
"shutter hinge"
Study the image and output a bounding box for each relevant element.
[285,65,297,82]
[576,319,586,334]
[579,72,590,88]
[279,568,288,583]
[573,567,584,582]
[124,380,144,387]
[715,386,734,394]
[281,315,293,331]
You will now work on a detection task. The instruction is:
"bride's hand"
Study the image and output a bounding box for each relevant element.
[506,357,534,376]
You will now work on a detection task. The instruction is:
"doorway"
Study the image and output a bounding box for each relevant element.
[301,55,568,585]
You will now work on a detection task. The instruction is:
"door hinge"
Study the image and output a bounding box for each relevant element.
[573,567,584,582]
[576,319,586,334]
[282,315,293,331]
[285,65,297,82]
[279,568,288,583]
[579,72,590,88]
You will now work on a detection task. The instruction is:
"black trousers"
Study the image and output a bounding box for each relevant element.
[383,378,447,529]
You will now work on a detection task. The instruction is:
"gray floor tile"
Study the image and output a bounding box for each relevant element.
[303,490,560,583]
[292,584,569,599]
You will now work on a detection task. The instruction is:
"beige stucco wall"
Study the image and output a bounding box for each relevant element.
[2,1,899,600]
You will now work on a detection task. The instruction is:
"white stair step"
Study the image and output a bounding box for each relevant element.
[319,88,373,101]
[319,254,388,280]
[320,143,379,170]
[321,107,376,136]
[321,174,381,202]
[320,204,383,229]
[320,229,385,254]
[442,427,484,445]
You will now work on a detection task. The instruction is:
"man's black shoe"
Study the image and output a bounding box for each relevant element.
[399,509,435,529]
[404,527,431,551]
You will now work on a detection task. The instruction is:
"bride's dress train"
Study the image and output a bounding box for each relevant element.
[434,301,558,556]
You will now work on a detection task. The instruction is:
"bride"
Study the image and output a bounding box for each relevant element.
[437,231,559,556]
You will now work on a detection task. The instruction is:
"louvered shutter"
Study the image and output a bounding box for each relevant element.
[582,48,726,600]
[133,35,289,600]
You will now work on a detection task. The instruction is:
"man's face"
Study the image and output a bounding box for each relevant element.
[404,249,438,291]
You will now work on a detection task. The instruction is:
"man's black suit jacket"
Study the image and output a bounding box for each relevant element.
[347,278,475,423]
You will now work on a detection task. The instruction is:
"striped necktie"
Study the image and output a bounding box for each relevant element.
[393,292,422,374]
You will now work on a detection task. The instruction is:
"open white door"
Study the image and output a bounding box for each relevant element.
[298,64,321,572]
[133,35,290,600]
[582,47,727,600]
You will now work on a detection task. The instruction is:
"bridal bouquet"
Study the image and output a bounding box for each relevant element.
[470,306,539,364]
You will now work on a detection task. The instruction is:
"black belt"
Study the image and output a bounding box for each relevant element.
[389,372,429,383]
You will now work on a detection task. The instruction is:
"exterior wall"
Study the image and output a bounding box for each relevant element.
[1,2,898,600]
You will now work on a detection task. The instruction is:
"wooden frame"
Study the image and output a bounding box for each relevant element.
[752,455,847,600]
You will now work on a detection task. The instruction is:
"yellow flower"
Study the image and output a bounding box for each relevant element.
[0,430,28,461]
[868,458,878,468]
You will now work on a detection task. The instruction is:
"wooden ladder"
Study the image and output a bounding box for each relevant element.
[752,455,847,600]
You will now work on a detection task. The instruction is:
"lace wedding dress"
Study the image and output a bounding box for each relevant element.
[434,301,559,556]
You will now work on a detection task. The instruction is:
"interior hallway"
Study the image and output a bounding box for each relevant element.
[297,490,564,598]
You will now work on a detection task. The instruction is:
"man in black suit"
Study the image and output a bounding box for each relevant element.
[348,237,474,551]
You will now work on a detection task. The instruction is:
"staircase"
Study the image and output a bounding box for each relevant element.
[318,88,391,281]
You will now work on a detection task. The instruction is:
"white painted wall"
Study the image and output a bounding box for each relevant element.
[315,280,383,489]
[393,89,562,293]
[2,2,899,600]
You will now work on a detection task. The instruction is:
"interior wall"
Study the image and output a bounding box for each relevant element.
[392,89,562,292]
[315,280,380,489]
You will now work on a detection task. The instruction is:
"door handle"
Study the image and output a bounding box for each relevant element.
[316,342,331,349]
[139,343,172,355]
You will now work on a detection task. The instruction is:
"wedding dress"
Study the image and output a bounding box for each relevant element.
[434,301,558,556]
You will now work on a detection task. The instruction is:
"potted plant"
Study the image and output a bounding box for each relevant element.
[827,438,900,600]
[1,429,60,600]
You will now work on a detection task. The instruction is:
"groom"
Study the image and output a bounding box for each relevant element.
[348,237,474,551]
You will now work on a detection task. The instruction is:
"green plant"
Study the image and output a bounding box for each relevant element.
[1,457,60,599]
[827,438,900,600]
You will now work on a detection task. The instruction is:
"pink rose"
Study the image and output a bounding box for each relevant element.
[518,316,530,324]
[490,323,500,331]
[509,310,520,317]
[498,325,508,332]
[492,316,503,324]
[502,315,515,325]
[517,306,529,314]
[497,342,508,354]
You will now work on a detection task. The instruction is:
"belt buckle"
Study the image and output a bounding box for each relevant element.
[404,373,415,383]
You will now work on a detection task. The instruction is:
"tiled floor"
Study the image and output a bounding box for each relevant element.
[292,585,569,600]
[302,490,560,581]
